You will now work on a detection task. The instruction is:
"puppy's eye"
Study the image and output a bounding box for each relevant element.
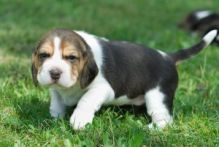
[65,55,77,61]
[39,53,50,59]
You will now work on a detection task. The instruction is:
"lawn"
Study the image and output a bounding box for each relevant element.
[0,0,218,146]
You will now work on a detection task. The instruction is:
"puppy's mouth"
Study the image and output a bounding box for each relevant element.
[50,83,73,90]
[49,82,65,89]
[49,79,75,89]
[51,79,59,83]
[50,80,62,87]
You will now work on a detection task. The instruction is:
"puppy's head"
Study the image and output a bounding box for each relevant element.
[32,29,98,89]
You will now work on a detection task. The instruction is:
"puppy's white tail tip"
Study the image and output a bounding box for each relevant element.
[203,29,218,46]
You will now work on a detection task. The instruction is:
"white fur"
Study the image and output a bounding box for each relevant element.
[75,31,103,69]
[145,86,172,129]
[203,30,217,46]
[37,37,75,87]
[54,84,85,106]
[70,83,114,130]
[157,50,168,58]
[54,37,61,58]
[195,10,212,19]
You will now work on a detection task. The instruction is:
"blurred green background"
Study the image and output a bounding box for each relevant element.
[0,0,218,146]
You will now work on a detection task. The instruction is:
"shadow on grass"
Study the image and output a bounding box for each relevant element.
[12,96,151,130]
[11,97,53,130]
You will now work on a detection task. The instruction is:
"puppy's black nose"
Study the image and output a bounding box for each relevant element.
[49,69,62,80]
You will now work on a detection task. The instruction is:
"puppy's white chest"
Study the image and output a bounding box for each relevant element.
[56,86,85,106]
[61,94,80,106]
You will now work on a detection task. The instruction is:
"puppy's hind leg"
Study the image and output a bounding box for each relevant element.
[144,86,173,129]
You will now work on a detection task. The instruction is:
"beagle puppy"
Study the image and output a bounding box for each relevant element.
[178,10,219,45]
[31,29,217,130]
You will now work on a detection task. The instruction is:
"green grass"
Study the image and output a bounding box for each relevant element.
[0,0,219,146]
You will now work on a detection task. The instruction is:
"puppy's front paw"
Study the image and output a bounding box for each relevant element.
[148,120,173,130]
[70,109,94,130]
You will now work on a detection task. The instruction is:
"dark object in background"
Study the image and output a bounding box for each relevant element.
[178,10,219,45]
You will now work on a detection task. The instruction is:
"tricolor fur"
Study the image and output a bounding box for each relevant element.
[178,10,219,45]
[32,29,217,130]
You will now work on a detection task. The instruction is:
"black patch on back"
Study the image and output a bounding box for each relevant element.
[100,40,178,102]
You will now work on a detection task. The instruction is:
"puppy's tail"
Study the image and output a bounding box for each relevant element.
[170,30,217,63]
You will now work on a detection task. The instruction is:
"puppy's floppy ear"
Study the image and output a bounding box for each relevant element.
[31,50,39,86]
[79,48,98,89]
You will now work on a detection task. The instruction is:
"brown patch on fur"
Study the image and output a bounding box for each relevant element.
[60,34,87,85]
[61,41,80,58]
[79,51,98,88]
[71,65,79,81]
[39,41,54,55]
[31,51,40,85]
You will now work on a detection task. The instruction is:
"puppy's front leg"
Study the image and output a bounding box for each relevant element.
[70,84,114,130]
[50,89,66,118]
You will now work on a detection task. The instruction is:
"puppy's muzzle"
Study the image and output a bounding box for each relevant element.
[49,68,62,81]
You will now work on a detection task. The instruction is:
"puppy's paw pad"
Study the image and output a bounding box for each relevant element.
[70,109,94,130]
